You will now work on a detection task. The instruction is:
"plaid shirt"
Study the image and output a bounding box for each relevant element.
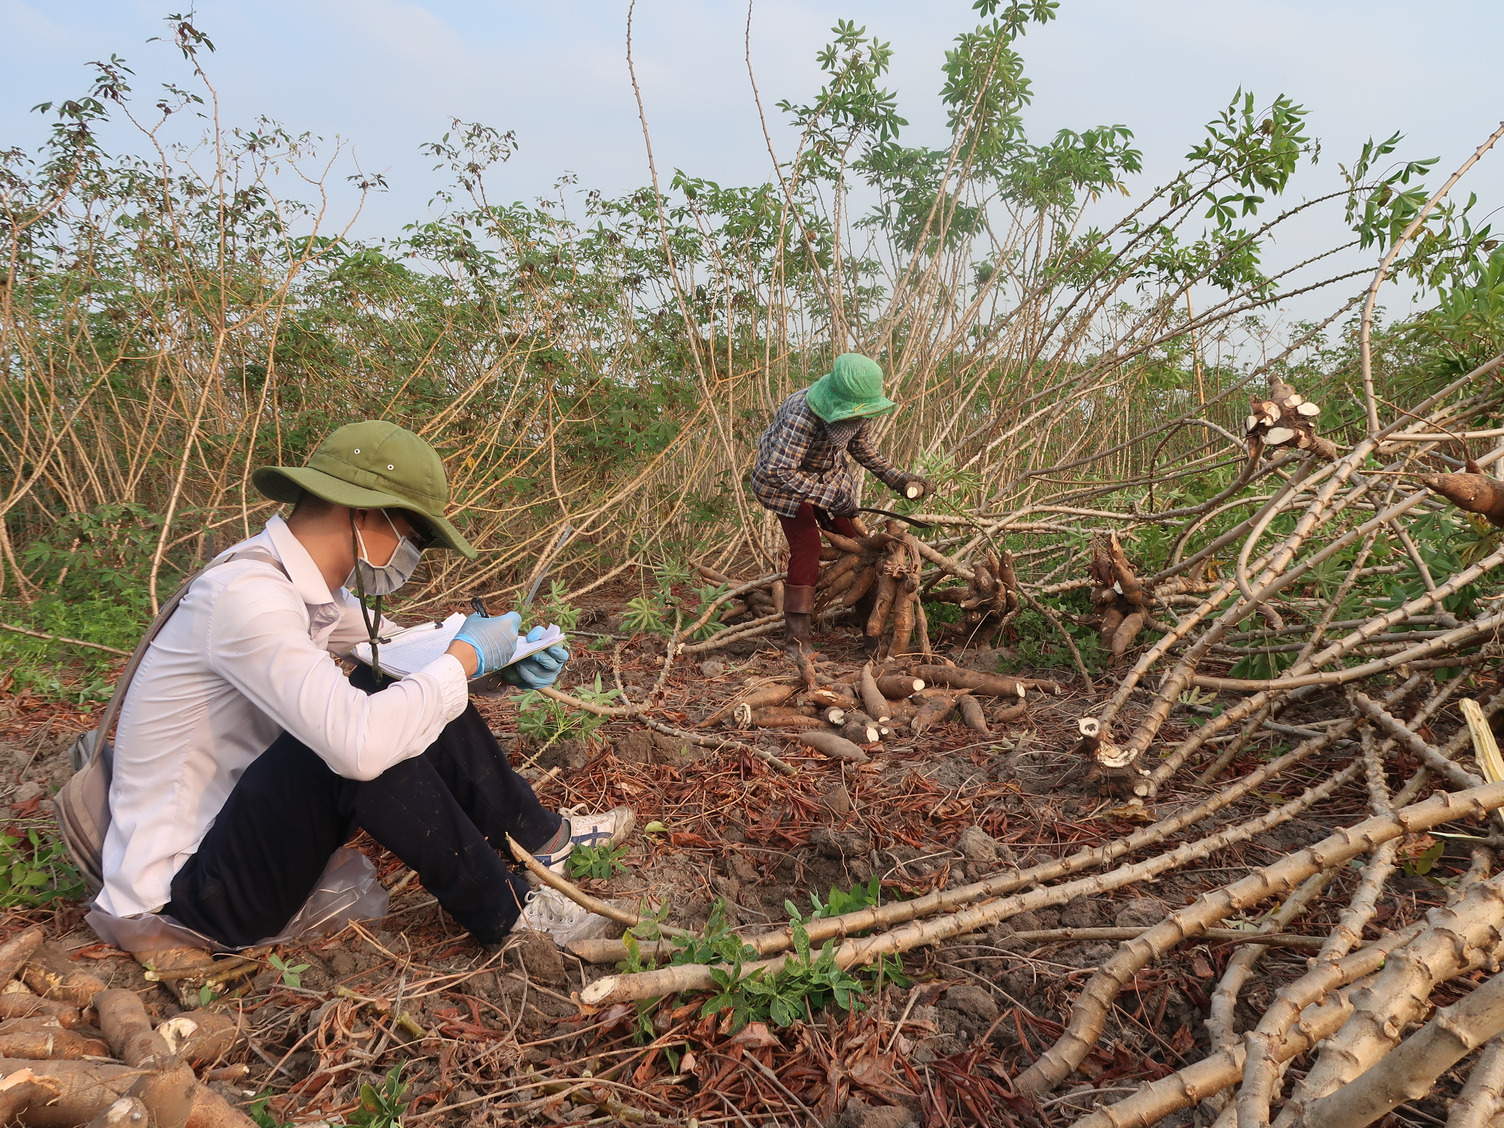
[750,389,908,519]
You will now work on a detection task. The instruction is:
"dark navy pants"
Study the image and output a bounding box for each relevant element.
[164,669,560,947]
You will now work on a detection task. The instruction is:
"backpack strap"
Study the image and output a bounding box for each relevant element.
[93,546,285,774]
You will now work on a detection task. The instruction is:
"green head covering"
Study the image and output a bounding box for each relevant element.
[804,353,896,423]
[252,420,478,559]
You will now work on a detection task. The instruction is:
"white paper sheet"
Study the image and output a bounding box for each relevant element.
[352,613,565,677]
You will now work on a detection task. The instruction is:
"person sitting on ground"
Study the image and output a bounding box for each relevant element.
[750,353,931,655]
[92,420,629,952]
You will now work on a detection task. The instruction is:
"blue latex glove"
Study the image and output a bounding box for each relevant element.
[453,610,520,678]
[502,625,571,689]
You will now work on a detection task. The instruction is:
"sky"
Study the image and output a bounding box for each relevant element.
[3,0,1503,326]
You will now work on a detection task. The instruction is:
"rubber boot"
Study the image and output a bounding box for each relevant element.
[783,584,816,656]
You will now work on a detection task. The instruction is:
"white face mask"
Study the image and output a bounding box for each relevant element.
[347,511,423,596]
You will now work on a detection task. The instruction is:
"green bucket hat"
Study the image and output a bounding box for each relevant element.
[252,420,478,559]
[804,353,896,423]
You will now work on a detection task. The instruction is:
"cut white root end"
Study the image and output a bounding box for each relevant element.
[905,483,922,499]
[1096,740,1136,769]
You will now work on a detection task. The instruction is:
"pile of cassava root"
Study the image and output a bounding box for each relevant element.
[695,651,1058,763]
[0,928,251,1128]
[688,514,1034,664]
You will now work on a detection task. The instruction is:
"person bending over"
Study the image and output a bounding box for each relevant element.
[750,353,930,655]
[93,420,628,951]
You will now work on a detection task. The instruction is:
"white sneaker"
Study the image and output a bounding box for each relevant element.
[516,887,619,947]
[535,805,636,874]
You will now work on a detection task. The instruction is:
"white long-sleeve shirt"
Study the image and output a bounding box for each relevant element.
[96,515,469,919]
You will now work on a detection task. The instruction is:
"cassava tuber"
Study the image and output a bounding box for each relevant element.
[703,682,798,727]
[88,1096,149,1128]
[875,675,924,699]
[747,709,826,731]
[797,730,869,763]
[991,701,1028,725]
[807,687,860,711]
[956,695,990,734]
[0,929,43,988]
[912,665,1027,699]
[859,663,891,721]
[22,946,106,1007]
[0,989,84,1027]
[911,692,959,734]
[0,1069,58,1125]
[1419,472,1504,527]
[840,719,881,745]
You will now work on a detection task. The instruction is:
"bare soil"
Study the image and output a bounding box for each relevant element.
[0,603,1485,1128]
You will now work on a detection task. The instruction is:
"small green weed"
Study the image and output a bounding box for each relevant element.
[1188,700,1225,728]
[795,879,908,986]
[621,594,668,634]
[617,916,681,1043]
[921,597,963,626]
[687,582,727,639]
[1227,648,1295,681]
[567,841,629,881]
[667,900,757,967]
[995,602,1107,677]
[617,888,908,1040]
[516,675,620,742]
[702,917,863,1030]
[808,874,882,919]
[662,890,905,1033]
[248,1093,291,1128]
[268,952,311,989]
[250,1065,407,1128]
[0,825,86,908]
[527,580,582,632]
[350,1065,409,1128]
[1401,837,1446,878]
[653,557,694,587]
[617,559,726,639]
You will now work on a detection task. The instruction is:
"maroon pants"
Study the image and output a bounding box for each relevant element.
[779,503,858,588]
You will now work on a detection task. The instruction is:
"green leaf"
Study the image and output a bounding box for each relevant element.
[1414,840,1445,876]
